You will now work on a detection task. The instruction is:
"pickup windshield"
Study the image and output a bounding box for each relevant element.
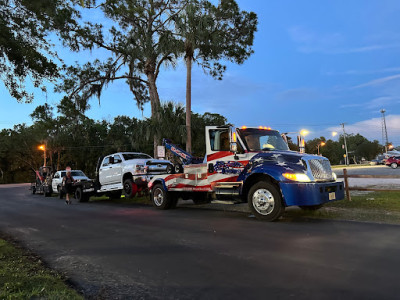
[237,128,289,151]
[122,153,152,160]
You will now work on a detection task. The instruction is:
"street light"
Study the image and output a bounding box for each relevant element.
[38,144,46,167]
[317,141,326,155]
[299,129,309,153]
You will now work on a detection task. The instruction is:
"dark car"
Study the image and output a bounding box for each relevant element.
[385,156,400,169]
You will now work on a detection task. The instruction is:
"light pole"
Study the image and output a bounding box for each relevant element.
[317,141,326,155]
[340,123,349,165]
[38,144,46,167]
[299,129,309,153]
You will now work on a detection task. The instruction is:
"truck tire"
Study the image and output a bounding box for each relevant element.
[151,183,173,209]
[75,187,89,202]
[248,181,285,221]
[123,179,137,198]
[299,204,324,210]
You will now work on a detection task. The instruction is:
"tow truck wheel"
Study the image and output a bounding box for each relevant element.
[123,179,137,198]
[151,183,172,210]
[248,181,285,221]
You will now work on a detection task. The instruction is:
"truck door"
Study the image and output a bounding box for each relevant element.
[206,127,243,183]
[110,154,123,184]
[99,156,112,185]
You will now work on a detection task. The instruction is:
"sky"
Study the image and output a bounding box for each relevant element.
[1,0,400,145]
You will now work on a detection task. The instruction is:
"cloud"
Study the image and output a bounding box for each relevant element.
[366,96,400,109]
[288,26,400,54]
[327,114,400,144]
[352,74,400,89]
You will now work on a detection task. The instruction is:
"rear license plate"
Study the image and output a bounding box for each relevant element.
[329,192,336,200]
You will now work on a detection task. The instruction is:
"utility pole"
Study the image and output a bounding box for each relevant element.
[340,123,349,165]
[381,109,389,152]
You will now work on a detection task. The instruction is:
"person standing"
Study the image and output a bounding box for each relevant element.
[62,167,75,205]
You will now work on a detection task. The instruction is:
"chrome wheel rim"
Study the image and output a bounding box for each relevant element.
[392,163,397,169]
[252,188,275,215]
[153,187,164,206]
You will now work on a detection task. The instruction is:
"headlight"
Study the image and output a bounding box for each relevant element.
[332,172,337,180]
[282,172,311,182]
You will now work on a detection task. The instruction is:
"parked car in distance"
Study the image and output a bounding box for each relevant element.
[385,156,400,169]
[52,170,90,193]
[370,154,387,165]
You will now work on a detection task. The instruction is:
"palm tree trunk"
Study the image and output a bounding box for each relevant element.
[185,55,192,154]
[147,72,162,157]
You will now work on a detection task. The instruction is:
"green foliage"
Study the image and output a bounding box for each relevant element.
[0,239,82,299]
[0,102,227,182]
[0,0,90,102]
[305,134,382,164]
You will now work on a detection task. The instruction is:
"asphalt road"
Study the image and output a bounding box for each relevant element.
[1,184,400,299]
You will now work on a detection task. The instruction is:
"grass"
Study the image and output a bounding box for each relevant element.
[284,191,400,224]
[0,238,83,300]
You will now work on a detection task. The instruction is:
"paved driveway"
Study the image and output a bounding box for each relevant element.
[1,184,400,299]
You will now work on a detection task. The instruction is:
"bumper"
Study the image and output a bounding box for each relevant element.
[280,181,344,207]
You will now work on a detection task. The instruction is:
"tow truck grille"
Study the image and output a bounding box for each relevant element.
[308,159,334,181]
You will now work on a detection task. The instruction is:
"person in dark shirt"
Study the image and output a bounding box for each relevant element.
[62,167,75,205]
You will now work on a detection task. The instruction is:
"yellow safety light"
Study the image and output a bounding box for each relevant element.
[38,145,45,151]
[232,132,237,142]
[241,126,247,129]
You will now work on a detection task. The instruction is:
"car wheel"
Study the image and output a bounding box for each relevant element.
[123,179,137,198]
[248,181,285,221]
[151,183,172,209]
[391,162,398,169]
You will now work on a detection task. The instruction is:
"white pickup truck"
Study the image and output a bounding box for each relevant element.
[73,152,174,202]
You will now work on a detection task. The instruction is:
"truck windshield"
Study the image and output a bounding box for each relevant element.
[123,153,152,160]
[237,128,289,151]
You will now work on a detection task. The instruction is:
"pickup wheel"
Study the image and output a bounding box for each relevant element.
[123,179,137,198]
[151,183,172,210]
[75,187,89,202]
[248,181,285,221]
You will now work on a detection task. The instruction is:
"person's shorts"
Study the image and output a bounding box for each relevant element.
[65,183,73,194]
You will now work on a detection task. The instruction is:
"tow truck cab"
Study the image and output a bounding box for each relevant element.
[149,126,344,221]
